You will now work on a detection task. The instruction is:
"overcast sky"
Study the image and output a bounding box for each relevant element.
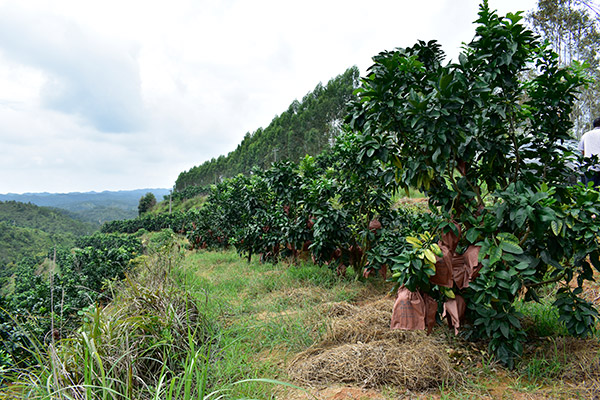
[0,0,537,194]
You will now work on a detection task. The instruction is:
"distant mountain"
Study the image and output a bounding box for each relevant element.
[0,189,170,224]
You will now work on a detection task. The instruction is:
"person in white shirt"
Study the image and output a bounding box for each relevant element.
[578,117,600,187]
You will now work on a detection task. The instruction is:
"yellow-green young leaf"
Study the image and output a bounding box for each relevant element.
[431,243,442,257]
[566,221,573,229]
[551,220,563,236]
[419,232,433,242]
[440,286,455,299]
[406,236,423,248]
[424,248,437,264]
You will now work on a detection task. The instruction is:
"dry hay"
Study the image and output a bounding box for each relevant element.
[288,297,459,391]
[319,302,360,318]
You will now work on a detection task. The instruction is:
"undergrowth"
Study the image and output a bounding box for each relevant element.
[3,230,600,399]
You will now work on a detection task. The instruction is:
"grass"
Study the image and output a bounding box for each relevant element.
[516,297,570,338]
[3,232,600,399]
[172,248,374,396]
[1,237,371,399]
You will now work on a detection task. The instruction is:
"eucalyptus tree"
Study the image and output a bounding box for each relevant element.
[528,0,600,134]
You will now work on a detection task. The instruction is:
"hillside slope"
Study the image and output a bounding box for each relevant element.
[0,201,96,285]
[175,66,359,189]
[0,222,70,269]
[0,201,96,236]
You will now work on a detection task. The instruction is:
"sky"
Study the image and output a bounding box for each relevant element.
[0,0,537,194]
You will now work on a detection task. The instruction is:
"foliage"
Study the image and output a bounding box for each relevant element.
[0,200,96,236]
[3,248,218,399]
[101,210,189,234]
[0,201,101,300]
[180,138,398,274]
[1,233,142,367]
[349,0,596,366]
[0,223,72,286]
[138,192,157,216]
[0,201,97,288]
[168,185,211,202]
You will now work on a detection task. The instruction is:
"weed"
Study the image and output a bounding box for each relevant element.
[516,298,569,338]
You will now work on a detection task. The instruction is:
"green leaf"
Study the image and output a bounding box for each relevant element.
[497,232,518,243]
[499,321,510,339]
[497,232,522,254]
[439,73,452,91]
[514,261,530,271]
[513,208,527,228]
[500,240,523,255]
[510,279,520,295]
[466,227,480,243]
[489,245,502,266]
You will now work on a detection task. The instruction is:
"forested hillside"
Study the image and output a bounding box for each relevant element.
[0,201,97,288]
[175,66,359,189]
[0,223,71,280]
[0,201,96,236]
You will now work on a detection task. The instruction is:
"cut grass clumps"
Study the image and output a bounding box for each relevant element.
[288,297,459,391]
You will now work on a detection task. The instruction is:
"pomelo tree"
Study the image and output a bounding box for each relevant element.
[350,0,600,366]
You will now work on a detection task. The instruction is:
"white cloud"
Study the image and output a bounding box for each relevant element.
[0,0,537,193]
[0,3,145,133]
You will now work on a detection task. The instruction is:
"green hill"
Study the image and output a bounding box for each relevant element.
[0,201,99,288]
[0,201,96,236]
[0,222,68,268]
[0,189,170,225]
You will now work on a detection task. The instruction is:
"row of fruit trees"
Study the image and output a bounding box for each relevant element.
[70,2,600,367]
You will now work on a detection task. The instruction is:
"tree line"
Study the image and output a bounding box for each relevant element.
[175,66,359,189]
